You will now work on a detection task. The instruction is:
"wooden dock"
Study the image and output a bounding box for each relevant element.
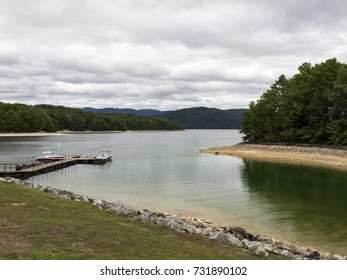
[0,156,111,179]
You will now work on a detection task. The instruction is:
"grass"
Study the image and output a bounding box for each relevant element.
[0,181,284,260]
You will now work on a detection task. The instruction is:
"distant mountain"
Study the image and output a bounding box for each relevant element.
[82,107,168,117]
[161,107,247,129]
[81,106,247,129]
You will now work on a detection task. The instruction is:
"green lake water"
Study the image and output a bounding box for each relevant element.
[239,159,347,254]
[1,130,347,255]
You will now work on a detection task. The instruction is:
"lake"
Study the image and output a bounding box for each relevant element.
[1,130,347,255]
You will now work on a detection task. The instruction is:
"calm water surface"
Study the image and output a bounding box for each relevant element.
[1,130,347,255]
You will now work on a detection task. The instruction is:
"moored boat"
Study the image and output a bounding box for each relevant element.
[36,151,65,162]
[36,151,81,162]
[92,149,112,163]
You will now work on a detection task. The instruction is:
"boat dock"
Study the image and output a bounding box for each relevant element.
[0,156,111,179]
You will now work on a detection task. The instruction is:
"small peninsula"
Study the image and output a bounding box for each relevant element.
[201,143,347,171]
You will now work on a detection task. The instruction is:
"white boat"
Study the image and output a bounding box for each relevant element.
[36,151,81,163]
[92,149,112,163]
[36,151,65,162]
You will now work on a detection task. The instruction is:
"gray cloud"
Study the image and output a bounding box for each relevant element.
[0,0,346,109]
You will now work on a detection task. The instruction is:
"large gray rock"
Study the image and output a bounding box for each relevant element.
[201,227,215,236]
[209,232,242,247]
[182,224,197,234]
[153,217,169,227]
[243,240,261,250]
[6,177,22,185]
[304,250,321,260]
[167,219,184,232]
[254,244,268,256]
[209,231,228,243]
[225,226,255,241]
[274,249,293,259]
[242,240,271,256]
[92,200,104,209]
[225,234,243,247]
[263,243,274,252]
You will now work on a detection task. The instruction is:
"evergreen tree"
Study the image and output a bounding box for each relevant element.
[240,58,347,145]
[0,102,182,133]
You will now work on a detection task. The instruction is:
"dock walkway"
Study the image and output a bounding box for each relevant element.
[0,156,109,179]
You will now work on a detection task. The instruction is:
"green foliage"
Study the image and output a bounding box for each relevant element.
[81,107,247,129]
[327,118,347,145]
[0,102,182,132]
[241,58,347,145]
[0,103,55,132]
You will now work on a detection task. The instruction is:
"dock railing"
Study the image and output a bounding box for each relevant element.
[0,160,40,174]
[0,153,109,178]
[1,162,17,174]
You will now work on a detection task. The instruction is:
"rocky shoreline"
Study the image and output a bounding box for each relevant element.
[1,176,346,260]
[201,143,347,171]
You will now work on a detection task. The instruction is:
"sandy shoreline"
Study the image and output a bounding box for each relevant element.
[201,143,347,171]
[0,132,66,137]
[0,130,177,137]
[0,131,124,137]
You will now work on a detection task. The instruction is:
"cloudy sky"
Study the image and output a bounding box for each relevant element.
[1,0,346,110]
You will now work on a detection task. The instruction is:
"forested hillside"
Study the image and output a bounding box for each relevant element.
[81,106,247,129]
[161,107,247,129]
[82,107,166,116]
[240,58,347,145]
[0,103,182,132]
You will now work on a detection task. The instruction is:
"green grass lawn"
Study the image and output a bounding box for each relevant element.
[0,181,283,260]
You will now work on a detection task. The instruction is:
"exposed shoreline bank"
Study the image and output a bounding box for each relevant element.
[1,176,345,260]
[0,132,65,137]
[200,143,347,171]
[0,130,124,137]
[0,130,180,137]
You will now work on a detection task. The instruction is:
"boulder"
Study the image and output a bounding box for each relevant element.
[242,240,271,256]
[274,249,293,259]
[209,232,242,247]
[242,240,261,250]
[154,217,170,227]
[43,186,52,193]
[167,219,184,232]
[6,177,22,185]
[182,224,197,234]
[263,243,274,252]
[254,243,268,257]
[333,255,346,260]
[92,200,103,209]
[209,231,229,243]
[225,226,254,241]
[201,227,215,236]
[304,250,321,260]
[80,195,93,203]
[225,234,243,247]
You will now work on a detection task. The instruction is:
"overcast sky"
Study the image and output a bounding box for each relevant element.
[1,0,346,110]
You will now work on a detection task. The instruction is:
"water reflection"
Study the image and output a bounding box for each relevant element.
[2,131,347,255]
[240,159,347,254]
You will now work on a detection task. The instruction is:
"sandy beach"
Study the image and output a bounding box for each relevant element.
[0,132,65,137]
[0,130,126,137]
[201,143,347,171]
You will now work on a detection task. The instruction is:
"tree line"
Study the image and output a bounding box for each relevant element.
[0,103,182,132]
[161,107,247,129]
[240,58,347,145]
